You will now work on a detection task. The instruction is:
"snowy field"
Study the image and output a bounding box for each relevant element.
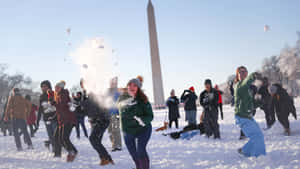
[0,100,299,169]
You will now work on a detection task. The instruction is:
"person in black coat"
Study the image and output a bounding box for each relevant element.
[74,92,88,139]
[257,77,275,129]
[166,89,180,129]
[180,87,198,125]
[269,84,297,136]
[200,79,220,139]
[81,90,114,165]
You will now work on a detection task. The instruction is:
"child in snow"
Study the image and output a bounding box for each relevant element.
[234,66,266,157]
[200,79,221,139]
[118,78,153,169]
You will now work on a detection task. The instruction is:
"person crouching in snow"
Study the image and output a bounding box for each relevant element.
[117,78,153,169]
[166,89,180,129]
[269,84,297,136]
[180,87,198,125]
[200,79,220,139]
[53,81,78,162]
[234,66,266,157]
[80,79,114,166]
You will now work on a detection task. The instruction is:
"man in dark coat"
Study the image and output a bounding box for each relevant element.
[74,92,88,139]
[180,87,198,125]
[269,83,297,136]
[200,79,220,139]
[166,89,180,129]
[257,77,275,129]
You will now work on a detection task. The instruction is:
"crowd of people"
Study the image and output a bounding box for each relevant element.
[0,65,298,168]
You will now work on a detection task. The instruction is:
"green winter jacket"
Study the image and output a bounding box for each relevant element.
[234,73,257,119]
[117,93,153,135]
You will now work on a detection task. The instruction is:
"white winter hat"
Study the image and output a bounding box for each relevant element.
[56,80,66,89]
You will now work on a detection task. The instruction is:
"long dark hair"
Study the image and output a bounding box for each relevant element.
[234,66,248,84]
[136,88,148,103]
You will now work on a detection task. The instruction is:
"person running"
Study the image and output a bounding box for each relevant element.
[37,80,57,150]
[25,95,38,137]
[269,83,297,136]
[214,85,224,120]
[166,89,180,129]
[234,66,266,157]
[180,87,198,125]
[53,81,78,162]
[118,78,153,169]
[4,88,33,151]
[74,92,88,139]
[80,79,114,166]
[200,79,220,139]
[107,77,122,152]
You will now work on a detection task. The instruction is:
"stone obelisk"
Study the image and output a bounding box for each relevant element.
[147,0,165,106]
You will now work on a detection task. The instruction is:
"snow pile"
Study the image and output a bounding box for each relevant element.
[0,103,299,168]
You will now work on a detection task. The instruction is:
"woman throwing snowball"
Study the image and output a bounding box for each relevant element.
[118,78,153,169]
[234,66,266,157]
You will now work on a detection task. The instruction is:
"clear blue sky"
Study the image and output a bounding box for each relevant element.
[1,0,300,101]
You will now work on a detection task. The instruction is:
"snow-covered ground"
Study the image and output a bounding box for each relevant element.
[0,101,299,169]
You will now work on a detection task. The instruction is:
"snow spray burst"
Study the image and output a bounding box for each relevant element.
[71,37,118,108]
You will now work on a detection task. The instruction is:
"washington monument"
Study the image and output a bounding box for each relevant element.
[147,0,165,106]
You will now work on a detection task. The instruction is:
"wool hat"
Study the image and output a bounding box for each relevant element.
[189,86,195,92]
[127,78,142,88]
[56,80,66,89]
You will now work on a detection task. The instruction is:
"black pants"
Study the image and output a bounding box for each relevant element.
[219,103,224,120]
[169,119,178,128]
[262,104,275,127]
[75,117,88,138]
[203,111,220,138]
[12,119,32,149]
[54,123,77,156]
[276,112,290,129]
[89,121,112,161]
[28,124,38,137]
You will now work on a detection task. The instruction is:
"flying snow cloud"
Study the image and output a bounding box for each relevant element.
[70,37,118,108]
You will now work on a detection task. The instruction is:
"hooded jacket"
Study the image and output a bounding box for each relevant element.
[5,95,32,120]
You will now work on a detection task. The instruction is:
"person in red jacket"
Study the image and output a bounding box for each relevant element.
[53,81,78,162]
[214,85,224,120]
[25,95,38,137]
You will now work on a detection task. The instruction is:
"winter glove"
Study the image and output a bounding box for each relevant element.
[133,116,146,127]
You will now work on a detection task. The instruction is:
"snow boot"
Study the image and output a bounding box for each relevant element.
[28,145,34,150]
[67,152,77,162]
[139,157,150,169]
[100,159,114,166]
[284,128,291,136]
[133,158,141,169]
